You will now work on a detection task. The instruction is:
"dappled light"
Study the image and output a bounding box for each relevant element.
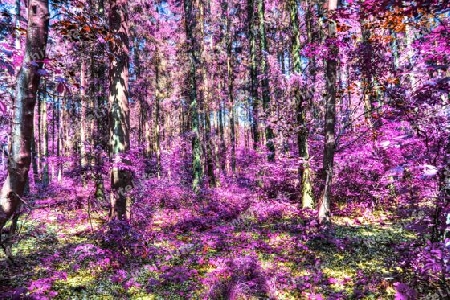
[1,0,449,298]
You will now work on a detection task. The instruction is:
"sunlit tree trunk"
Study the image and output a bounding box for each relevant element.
[33,92,41,185]
[222,0,235,173]
[0,0,49,231]
[318,0,338,224]
[290,0,314,208]
[199,0,216,187]
[80,57,88,186]
[258,0,275,161]
[41,80,49,186]
[57,95,63,181]
[109,0,132,221]
[218,104,226,172]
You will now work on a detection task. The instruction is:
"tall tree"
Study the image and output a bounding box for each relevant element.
[290,0,314,208]
[108,0,132,220]
[0,0,49,235]
[258,0,275,161]
[318,0,338,224]
[224,0,236,173]
[199,0,216,187]
[248,0,259,150]
[184,0,203,191]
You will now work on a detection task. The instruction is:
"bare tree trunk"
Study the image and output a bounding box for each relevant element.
[248,0,259,150]
[80,57,88,185]
[222,0,235,173]
[57,95,62,181]
[0,0,49,231]
[318,0,338,224]
[154,50,162,177]
[109,0,132,221]
[184,0,203,191]
[199,0,216,187]
[258,0,275,161]
[41,80,49,186]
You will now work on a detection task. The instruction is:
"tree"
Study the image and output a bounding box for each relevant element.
[318,0,338,224]
[258,0,275,161]
[184,0,203,191]
[289,0,314,209]
[108,0,132,220]
[0,0,49,247]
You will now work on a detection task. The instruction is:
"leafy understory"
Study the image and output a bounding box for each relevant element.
[0,186,446,299]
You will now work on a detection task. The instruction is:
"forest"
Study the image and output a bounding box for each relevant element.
[0,0,449,298]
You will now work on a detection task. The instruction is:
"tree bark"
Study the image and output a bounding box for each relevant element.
[223,0,235,173]
[80,56,88,184]
[248,0,259,150]
[318,0,338,224]
[290,0,314,208]
[109,0,132,221]
[258,0,275,162]
[184,0,203,191]
[0,0,49,231]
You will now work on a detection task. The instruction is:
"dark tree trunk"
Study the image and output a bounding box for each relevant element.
[248,0,259,150]
[258,0,275,161]
[109,0,132,221]
[184,0,203,191]
[318,0,338,224]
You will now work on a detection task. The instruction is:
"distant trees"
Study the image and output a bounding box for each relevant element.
[0,0,447,231]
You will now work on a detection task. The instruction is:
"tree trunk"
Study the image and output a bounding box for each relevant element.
[318,0,338,224]
[184,0,203,191]
[80,56,88,185]
[258,0,275,161]
[109,0,132,221]
[154,50,162,177]
[41,80,49,186]
[360,15,375,128]
[290,0,314,209]
[223,0,236,173]
[0,0,49,230]
[199,0,216,187]
[248,0,259,150]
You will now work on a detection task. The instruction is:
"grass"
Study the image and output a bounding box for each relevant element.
[0,196,439,299]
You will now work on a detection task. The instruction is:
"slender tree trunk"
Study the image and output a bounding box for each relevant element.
[41,80,49,186]
[109,0,132,221]
[248,0,259,150]
[199,0,216,187]
[0,0,49,231]
[184,0,203,191]
[290,0,314,208]
[318,0,338,224]
[218,104,226,172]
[153,59,163,178]
[93,60,106,203]
[154,51,161,177]
[57,96,63,181]
[258,0,275,161]
[222,0,236,173]
[80,57,88,182]
[360,15,375,128]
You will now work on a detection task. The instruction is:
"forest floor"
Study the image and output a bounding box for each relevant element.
[0,179,444,299]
